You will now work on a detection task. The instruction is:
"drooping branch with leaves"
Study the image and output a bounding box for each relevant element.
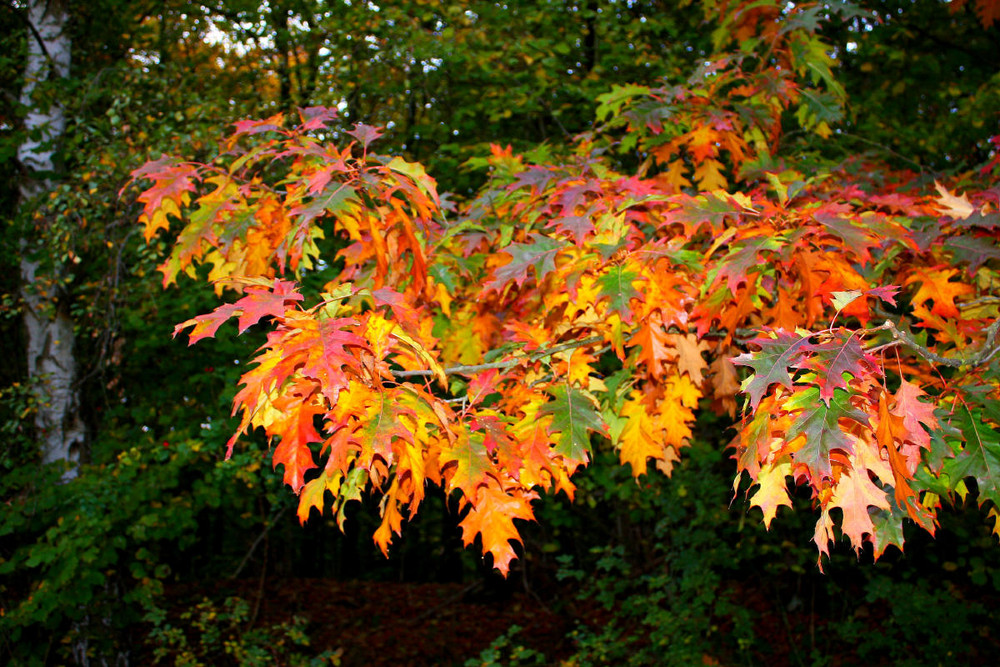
[128,1,1000,574]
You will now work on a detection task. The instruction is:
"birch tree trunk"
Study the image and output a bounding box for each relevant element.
[19,0,84,479]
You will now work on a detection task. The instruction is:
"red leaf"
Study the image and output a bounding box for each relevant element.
[174,279,304,344]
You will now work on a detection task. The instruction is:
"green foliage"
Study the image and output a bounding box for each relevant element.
[0,378,42,487]
[549,442,759,665]
[145,596,337,666]
[519,437,1000,666]
[464,625,546,667]
[830,576,984,667]
[834,0,1000,171]
[0,437,285,664]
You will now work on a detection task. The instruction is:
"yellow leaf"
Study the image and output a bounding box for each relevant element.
[392,326,447,387]
[617,393,665,477]
[665,373,701,410]
[693,158,728,191]
[663,160,692,190]
[297,469,343,523]
[750,457,793,529]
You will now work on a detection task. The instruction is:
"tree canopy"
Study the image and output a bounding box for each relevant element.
[127,0,1000,574]
[3,0,1000,663]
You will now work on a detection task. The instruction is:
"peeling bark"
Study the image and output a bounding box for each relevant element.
[18,0,84,479]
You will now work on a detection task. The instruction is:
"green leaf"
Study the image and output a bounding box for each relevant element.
[733,331,812,410]
[595,83,651,122]
[385,156,439,204]
[945,410,1000,506]
[786,387,868,479]
[487,234,564,291]
[831,290,863,312]
[540,385,606,461]
[597,265,642,323]
[289,182,359,227]
[441,429,492,497]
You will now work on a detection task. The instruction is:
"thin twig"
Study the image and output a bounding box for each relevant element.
[392,335,603,379]
[406,580,483,625]
[230,503,290,579]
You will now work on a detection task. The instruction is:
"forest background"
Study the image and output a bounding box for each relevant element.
[2,0,1000,665]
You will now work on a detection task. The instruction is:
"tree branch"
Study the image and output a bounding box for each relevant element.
[9,2,53,64]
[869,318,1000,368]
[230,502,290,579]
[392,335,604,379]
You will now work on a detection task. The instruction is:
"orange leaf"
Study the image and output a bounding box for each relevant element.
[269,387,323,492]
[628,312,672,378]
[829,469,890,552]
[458,481,536,575]
[876,391,919,516]
[373,477,406,555]
[666,333,710,385]
[905,267,974,319]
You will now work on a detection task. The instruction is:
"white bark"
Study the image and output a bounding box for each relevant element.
[19,0,84,478]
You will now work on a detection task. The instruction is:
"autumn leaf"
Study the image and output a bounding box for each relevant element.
[890,380,938,451]
[130,157,199,241]
[459,481,536,575]
[269,386,323,492]
[385,156,440,207]
[174,279,304,344]
[732,331,812,410]
[486,234,564,291]
[373,477,406,554]
[829,468,891,552]
[628,313,673,377]
[802,333,878,404]
[440,427,493,499]
[356,388,414,473]
[662,159,692,190]
[876,391,919,516]
[750,457,793,528]
[905,267,974,319]
[933,181,976,220]
[546,213,596,245]
[597,264,642,323]
[346,122,384,149]
[614,391,665,477]
[944,234,1000,273]
[785,387,868,480]
[134,64,1000,576]
[667,333,710,385]
[693,158,728,191]
[298,468,343,523]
